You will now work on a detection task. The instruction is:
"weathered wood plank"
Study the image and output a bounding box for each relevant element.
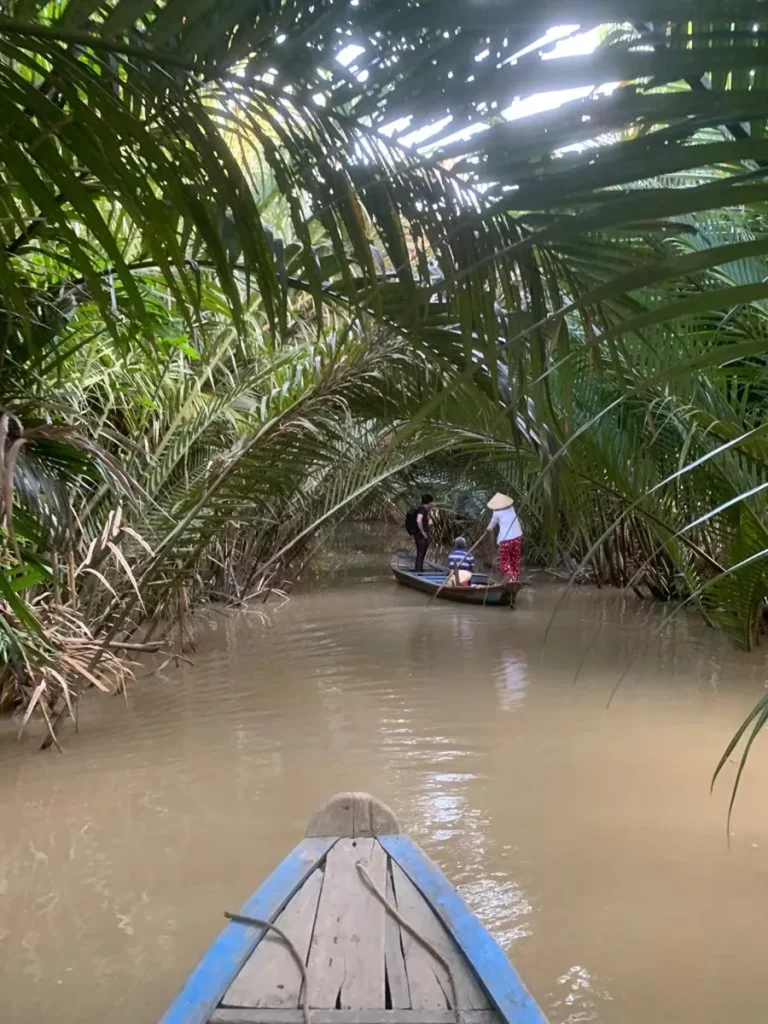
[306,838,387,1009]
[210,1010,501,1024]
[160,838,336,1024]
[384,865,410,1009]
[306,792,400,838]
[390,861,448,1010]
[381,836,548,1024]
[222,867,324,1008]
[389,861,488,1010]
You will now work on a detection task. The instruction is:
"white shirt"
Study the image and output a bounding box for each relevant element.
[488,506,522,544]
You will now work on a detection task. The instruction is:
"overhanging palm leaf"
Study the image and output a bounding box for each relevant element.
[5,3,768,372]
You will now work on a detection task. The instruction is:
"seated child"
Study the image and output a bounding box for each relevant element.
[447,536,475,586]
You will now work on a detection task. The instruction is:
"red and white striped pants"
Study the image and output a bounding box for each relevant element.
[498,537,522,582]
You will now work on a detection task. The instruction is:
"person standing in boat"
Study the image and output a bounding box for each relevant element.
[412,493,433,572]
[486,492,523,582]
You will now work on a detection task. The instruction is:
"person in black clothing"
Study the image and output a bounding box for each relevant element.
[414,493,433,571]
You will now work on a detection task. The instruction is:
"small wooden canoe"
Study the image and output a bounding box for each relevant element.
[160,792,547,1024]
[391,565,521,608]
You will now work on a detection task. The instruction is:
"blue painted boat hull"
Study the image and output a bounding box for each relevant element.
[159,795,547,1024]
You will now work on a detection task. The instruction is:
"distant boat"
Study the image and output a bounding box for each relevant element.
[391,560,521,607]
[160,792,547,1024]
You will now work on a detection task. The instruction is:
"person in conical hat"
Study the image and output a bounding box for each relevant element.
[486,493,523,582]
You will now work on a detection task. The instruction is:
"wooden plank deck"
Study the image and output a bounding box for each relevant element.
[218,839,501,1023]
[391,862,489,1010]
[383,869,410,1009]
[211,1012,501,1024]
[222,869,324,1008]
[306,838,388,1009]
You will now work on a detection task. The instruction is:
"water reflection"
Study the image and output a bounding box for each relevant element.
[450,611,478,644]
[495,645,529,712]
[1,579,768,1023]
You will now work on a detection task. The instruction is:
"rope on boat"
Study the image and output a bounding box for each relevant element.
[223,912,311,1024]
[356,862,462,1024]
[225,867,463,1024]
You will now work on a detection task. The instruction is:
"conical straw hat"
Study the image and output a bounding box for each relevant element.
[487,492,514,511]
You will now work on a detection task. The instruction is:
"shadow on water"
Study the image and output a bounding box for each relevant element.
[1,522,768,1023]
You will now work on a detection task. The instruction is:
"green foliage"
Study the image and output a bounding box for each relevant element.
[5,1,768,783]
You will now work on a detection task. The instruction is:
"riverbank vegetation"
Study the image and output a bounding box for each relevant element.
[3,2,768,770]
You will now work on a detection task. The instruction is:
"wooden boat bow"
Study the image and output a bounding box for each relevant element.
[159,792,549,1024]
[306,792,400,837]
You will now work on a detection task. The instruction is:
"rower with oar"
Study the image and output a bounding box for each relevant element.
[486,492,523,583]
[446,493,523,585]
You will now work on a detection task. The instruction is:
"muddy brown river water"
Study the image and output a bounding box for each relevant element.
[1,563,768,1023]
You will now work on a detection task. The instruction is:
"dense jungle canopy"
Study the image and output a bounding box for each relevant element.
[3,1,768,779]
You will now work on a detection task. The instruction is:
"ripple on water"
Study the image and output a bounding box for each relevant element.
[2,581,768,1024]
[548,965,614,1024]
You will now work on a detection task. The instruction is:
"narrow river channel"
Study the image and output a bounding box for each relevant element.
[2,547,768,1023]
